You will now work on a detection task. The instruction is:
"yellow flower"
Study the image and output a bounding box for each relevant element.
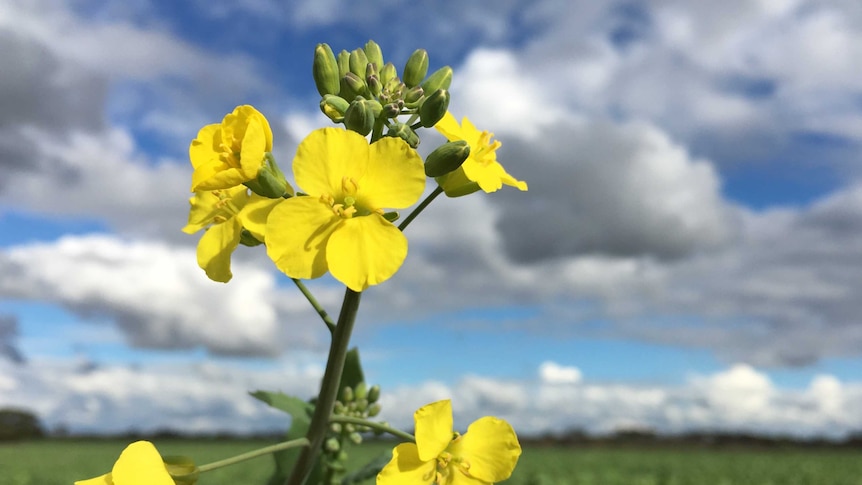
[182,185,281,283]
[75,441,173,485]
[190,105,273,191]
[266,128,425,292]
[434,111,527,196]
[377,400,521,485]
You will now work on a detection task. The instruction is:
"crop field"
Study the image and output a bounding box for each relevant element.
[2,439,862,485]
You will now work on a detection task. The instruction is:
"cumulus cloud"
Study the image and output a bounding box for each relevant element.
[0,235,333,356]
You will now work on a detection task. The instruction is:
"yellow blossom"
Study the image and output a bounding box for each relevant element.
[377,400,521,485]
[434,111,527,196]
[266,128,425,292]
[182,185,281,283]
[190,105,273,191]
[75,441,174,485]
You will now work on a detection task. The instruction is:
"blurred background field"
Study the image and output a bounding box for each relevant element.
[4,439,862,485]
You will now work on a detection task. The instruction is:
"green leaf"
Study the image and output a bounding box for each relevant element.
[340,451,393,485]
[338,347,365,392]
[250,390,312,419]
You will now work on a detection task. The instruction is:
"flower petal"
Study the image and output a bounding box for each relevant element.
[376,443,435,485]
[197,218,242,283]
[182,186,249,234]
[434,111,464,142]
[74,474,112,485]
[450,417,521,483]
[359,137,425,210]
[237,193,282,242]
[326,215,408,292]
[189,124,220,170]
[239,115,268,180]
[293,128,370,197]
[111,441,174,485]
[414,400,453,462]
[266,196,340,280]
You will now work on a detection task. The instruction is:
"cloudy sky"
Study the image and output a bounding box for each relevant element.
[2,0,862,439]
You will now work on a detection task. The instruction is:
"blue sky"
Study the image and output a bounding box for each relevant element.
[2,0,862,437]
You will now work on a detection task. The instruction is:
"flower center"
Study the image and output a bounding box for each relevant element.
[211,189,243,223]
[473,131,501,165]
[425,433,472,485]
[319,176,380,219]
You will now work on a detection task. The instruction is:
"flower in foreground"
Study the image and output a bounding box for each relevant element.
[182,185,282,282]
[434,111,527,196]
[190,105,273,192]
[75,441,173,485]
[377,400,521,485]
[266,128,425,292]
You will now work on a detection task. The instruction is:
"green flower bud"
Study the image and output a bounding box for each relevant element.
[325,437,340,452]
[386,122,419,148]
[424,140,470,177]
[340,72,367,100]
[382,211,399,222]
[349,432,363,445]
[336,49,350,77]
[344,423,356,433]
[330,422,342,433]
[163,455,199,485]
[366,99,383,119]
[367,402,382,417]
[354,382,367,400]
[419,89,450,128]
[364,40,383,71]
[244,153,292,198]
[403,49,429,88]
[403,85,424,108]
[313,43,340,97]
[421,66,453,94]
[320,94,350,123]
[349,48,369,77]
[343,99,376,136]
[380,62,397,86]
[437,168,482,197]
[365,63,381,97]
[340,386,354,403]
[367,385,380,403]
[239,229,263,247]
[333,400,345,414]
[355,398,369,413]
[382,102,401,118]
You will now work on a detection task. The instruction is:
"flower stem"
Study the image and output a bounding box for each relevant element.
[195,438,310,474]
[329,416,415,442]
[399,186,444,232]
[285,288,363,485]
[292,278,336,333]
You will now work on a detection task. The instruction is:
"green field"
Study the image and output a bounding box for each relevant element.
[2,439,862,485]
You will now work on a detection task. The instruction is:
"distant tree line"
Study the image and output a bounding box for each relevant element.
[0,408,45,441]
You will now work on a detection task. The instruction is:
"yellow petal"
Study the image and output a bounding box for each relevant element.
[326,215,408,292]
[459,116,484,146]
[111,441,174,485]
[450,417,521,483]
[293,128,370,197]
[75,474,113,485]
[236,193,282,242]
[189,124,220,170]
[266,197,340,280]
[182,186,249,234]
[376,443,435,485]
[414,400,453,462]
[197,218,242,283]
[434,111,464,142]
[239,115,267,180]
[359,137,425,210]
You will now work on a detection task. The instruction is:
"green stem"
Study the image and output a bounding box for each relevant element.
[292,278,336,333]
[330,416,415,442]
[285,288,363,485]
[195,438,309,474]
[399,186,444,232]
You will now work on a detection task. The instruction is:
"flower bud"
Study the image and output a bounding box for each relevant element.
[419,89,450,128]
[382,102,401,118]
[320,94,350,123]
[403,49,429,88]
[163,455,199,485]
[386,122,419,148]
[340,386,354,403]
[336,49,350,77]
[355,398,369,413]
[364,40,383,71]
[313,43,340,97]
[367,402,382,417]
[365,63,381,97]
[343,99,376,136]
[245,152,292,198]
[349,432,363,445]
[424,140,470,177]
[340,72,367,100]
[330,422,342,433]
[382,211,399,222]
[421,66,453,94]
[380,62,398,86]
[349,48,369,77]
[239,229,263,247]
[403,85,424,108]
[437,168,481,197]
[354,382,367,400]
[367,385,380,403]
[325,437,340,452]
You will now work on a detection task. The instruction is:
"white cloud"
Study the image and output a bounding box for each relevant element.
[539,361,582,385]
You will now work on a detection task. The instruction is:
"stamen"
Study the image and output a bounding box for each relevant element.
[341,176,359,195]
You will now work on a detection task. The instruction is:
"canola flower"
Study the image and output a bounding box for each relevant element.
[190,105,273,192]
[434,111,527,197]
[182,186,282,282]
[266,127,425,292]
[377,400,521,485]
[75,441,173,485]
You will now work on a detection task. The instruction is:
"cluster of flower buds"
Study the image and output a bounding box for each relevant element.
[314,40,452,146]
[319,381,384,483]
